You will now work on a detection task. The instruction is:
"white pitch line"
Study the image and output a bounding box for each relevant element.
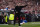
[0,24,8,25]
[31,23,40,24]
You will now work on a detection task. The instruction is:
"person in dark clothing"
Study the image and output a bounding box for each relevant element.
[26,13,29,22]
[31,11,36,22]
[14,3,27,26]
[37,11,40,21]
[0,13,4,24]
[27,11,32,22]
[0,16,3,24]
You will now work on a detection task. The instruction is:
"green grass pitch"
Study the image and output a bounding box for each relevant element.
[0,22,40,27]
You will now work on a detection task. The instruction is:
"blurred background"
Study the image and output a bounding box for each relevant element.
[0,0,40,27]
[0,0,40,24]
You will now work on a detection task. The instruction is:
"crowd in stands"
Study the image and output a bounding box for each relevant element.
[0,0,40,23]
[0,0,40,12]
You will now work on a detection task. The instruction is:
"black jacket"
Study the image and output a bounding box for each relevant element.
[15,5,27,12]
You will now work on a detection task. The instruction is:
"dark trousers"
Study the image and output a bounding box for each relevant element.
[14,13,21,26]
[0,21,2,24]
[38,16,40,21]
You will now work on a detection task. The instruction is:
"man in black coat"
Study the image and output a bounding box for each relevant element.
[14,3,27,26]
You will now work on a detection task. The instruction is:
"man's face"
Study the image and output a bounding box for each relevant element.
[17,3,21,6]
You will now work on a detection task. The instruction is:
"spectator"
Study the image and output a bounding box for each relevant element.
[31,11,36,22]
[28,11,32,22]
[37,11,40,21]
